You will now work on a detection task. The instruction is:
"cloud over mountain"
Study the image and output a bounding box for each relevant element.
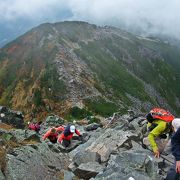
[0,0,180,40]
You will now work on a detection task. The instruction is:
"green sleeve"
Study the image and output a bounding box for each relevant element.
[148,120,167,152]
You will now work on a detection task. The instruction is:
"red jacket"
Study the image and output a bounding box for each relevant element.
[28,123,41,131]
[58,127,81,143]
[43,127,64,141]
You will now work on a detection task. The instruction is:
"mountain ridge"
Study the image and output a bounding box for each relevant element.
[0,21,179,120]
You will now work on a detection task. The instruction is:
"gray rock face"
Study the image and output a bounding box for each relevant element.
[85,123,102,131]
[39,115,65,136]
[44,115,64,127]
[57,140,82,152]
[64,170,75,180]
[10,129,40,143]
[69,128,105,159]
[1,111,174,180]
[86,129,138,162]
[0,169,5,180]
[0,106,24,128]
[95,152,160,180]
[5,143,69,180]
[0,106,8,114]
[74,162,104,179]
[68,162,77,172]
[67,129,105,179]
[73,151,101,166]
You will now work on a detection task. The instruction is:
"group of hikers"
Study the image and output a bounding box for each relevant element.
[42,124,82,147]
[28,121,82,147]
[27,107,180,179]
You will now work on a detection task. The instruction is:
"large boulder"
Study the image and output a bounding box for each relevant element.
[64,170,76,180]
[74,162,104,179]
[44,115,64,127]
[5,143,69,180]
[0,106,24,128]
[73,151,101,166]
[85,123,102,131]
[86,129,138,162]
[9,129,40,143]
[68,150,102,179]
[95,151,160,180]
[69,128,105,159]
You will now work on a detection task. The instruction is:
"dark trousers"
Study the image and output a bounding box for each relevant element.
[166,162,180,180]
[49,138,57,144]
[62,139,71,147]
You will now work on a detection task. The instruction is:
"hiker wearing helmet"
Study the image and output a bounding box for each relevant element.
[166,118,180,180]
[43,126,64,143]
[58,125,82,147]
[144,108,174,158]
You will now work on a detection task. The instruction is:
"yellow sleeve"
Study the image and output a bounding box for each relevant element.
[148,120,167,152]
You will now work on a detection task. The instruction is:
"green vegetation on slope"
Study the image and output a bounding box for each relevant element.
[65,106,92,120]
[75,40,152,105]
[40,64,67,101]
[84,98,119,117]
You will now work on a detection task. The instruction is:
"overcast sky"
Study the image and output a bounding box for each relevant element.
[0,0,180,42]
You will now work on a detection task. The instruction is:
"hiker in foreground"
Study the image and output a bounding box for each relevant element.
[58,125,82,147]
[43,126,64,143]
[143,108,174,158]
[166,118,180,180]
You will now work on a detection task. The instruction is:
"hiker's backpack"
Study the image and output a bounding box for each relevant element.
[147,108,174,123]
[63,125,71,137]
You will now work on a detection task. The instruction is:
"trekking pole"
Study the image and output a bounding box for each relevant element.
[104,116,115,129]
[105,118,114,129]
[137,140,174,165]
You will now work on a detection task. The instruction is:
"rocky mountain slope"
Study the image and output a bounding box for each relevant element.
[0,21,179,120]
[0,107,174,180]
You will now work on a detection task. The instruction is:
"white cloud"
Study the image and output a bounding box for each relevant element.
[0,0,67,20]
[67,0,180,38]
[0,0,180,39]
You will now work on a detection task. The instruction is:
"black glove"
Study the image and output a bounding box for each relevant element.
[159,134,167,139]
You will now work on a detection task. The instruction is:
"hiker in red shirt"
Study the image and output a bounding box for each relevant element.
[28,121,42,133]
[58,125,82,147]
[43,126,64,143]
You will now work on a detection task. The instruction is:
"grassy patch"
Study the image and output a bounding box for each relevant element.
[0,84,14,106]
[84,98,119,117]
[65,106,92,121]
[0,136,20,174]
[88,117,101,124]
[33,89,44,107]
[40,65,67,100]
[21,139,39,145]
[0,147,6,174]
[0,123,14,130]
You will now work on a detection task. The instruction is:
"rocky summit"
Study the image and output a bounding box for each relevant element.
[0,107,175,180]
[0,21,179,120]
